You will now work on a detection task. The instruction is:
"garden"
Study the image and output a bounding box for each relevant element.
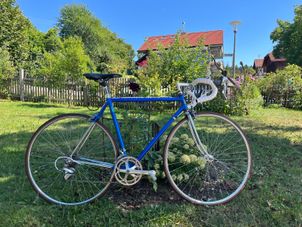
[0,101,301,226]
[0,1,302,226]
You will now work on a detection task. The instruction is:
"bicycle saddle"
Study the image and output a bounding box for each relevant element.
[83,73,122,81]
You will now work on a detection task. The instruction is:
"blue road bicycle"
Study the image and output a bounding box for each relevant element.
[25,72,252,206]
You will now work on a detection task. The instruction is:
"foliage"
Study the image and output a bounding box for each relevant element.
[44,28,63,53]
[0,0,32,67]
[0,46,15,98]
[225,64,256,78]
[271,5,302,66]
[0,46,15,80]
[135,34,208,96]
[257,64,302,109]
[23,25,45,75]
[238,78,264,114]
[58,4,134,73]
[38,37,91,87]
[198,80,263,116]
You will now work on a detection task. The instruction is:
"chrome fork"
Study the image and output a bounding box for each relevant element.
[186,111,213,160]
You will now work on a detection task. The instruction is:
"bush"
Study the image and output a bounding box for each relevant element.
[198,79,263,115]
[239,79,264,114]
[257,64,302,109]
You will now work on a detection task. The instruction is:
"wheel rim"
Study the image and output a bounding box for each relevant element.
[164,113,252,205]
[26,115,117,205]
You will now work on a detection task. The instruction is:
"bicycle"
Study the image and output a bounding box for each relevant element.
[25,69,252,206]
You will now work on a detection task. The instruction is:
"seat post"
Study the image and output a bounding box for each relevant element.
[99,80,111,98]
[104,85,111,98]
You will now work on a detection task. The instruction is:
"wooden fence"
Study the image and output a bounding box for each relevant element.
[5,75,133,106]
[1,72,174,109]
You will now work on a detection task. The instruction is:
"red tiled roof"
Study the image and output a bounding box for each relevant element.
[138,30,223,52]
[254,59,264,68]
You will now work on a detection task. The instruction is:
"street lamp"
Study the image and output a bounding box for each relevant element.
[230,20,240,78]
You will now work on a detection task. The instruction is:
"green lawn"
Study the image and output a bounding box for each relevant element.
[0,100,301,226]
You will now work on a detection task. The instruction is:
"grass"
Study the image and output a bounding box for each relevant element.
[0,100,301,226]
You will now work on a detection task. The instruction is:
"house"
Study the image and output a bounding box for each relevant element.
[253,59,264,76]
[262,52,286,73]
[136,30,224,67]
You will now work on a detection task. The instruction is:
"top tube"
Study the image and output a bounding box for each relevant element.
[110,96,185,103]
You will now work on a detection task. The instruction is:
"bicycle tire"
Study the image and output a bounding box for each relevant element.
[25,114,119,206]
[164,112,252,206]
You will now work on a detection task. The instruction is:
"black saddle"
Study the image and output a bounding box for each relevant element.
[83,73,122,82]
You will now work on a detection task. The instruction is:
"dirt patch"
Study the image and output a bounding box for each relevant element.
[106,179,183,210]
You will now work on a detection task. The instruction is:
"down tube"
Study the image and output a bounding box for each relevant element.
[137,105,187,161]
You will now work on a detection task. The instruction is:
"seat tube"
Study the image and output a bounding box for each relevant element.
[108,99,126,155]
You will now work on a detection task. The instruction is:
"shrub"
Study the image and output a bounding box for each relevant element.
[257,64,302,109]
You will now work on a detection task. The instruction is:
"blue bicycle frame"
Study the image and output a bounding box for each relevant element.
[90,96,189,161]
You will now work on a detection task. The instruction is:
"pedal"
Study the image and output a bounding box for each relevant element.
[149,170,157,182]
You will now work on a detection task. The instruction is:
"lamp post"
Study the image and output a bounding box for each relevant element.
[230,20,240,78]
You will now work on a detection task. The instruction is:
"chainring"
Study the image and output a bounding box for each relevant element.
[114,156,143,186]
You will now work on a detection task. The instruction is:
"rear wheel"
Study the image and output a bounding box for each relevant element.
[25,114,118,206]
[164,112,252,205]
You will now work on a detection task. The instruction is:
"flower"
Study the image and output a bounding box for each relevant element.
[154,163,160,170]
[168,153,176,162]
[197,157,207,169]
[180,134,189,140]
[183,144,190,150]
[183,173,190,181]
[189,154,198,162]
[187,138,195,146]
[171,137,179,143]
[180,154,191,164]
[177,174,183,182]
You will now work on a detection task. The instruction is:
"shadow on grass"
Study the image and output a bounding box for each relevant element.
[0,121,301,226]
[19,103,64,109]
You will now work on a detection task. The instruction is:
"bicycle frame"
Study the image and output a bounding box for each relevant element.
[90,96,189,161]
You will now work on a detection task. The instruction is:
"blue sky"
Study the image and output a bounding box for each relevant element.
[17,0,301,66]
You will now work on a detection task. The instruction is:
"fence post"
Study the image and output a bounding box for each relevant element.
[83,84,88,106]
[19,68,25,101]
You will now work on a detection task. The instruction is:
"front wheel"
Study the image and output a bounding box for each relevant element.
[164,112,252,206]
[25,114,118,206]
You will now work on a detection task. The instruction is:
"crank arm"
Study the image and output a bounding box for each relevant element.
[119,169,157,181]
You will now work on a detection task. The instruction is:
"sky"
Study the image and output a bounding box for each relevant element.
[16,0,302,66]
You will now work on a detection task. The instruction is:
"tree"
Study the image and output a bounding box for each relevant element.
[271,5,302,66]
[0,0,32,67]
[61,36,91,82]
[0,46,15,80]
[0,46,15,97]
[44,28,63,53]
[135,34,208,96]
[57,4,134,73]
[38,37,91,87]
[23,25,46,75]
